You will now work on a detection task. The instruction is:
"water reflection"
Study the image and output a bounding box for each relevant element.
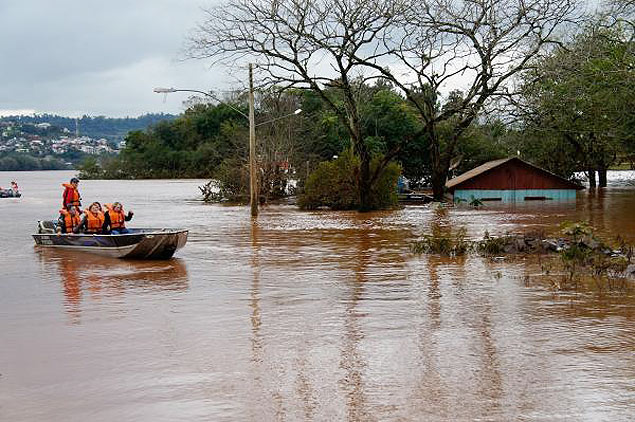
[413,256,446,416]
[340,223,370,422]
[2,171,635,421]
[471,290,504,419]
[249,219,263,364]
[36,249,188,324]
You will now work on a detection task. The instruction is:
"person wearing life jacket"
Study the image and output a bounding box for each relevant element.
[9,181,20,197]
[74,202,106,234]
[56,205,81,234]
[103,202,134,234]
[62,177,82,210]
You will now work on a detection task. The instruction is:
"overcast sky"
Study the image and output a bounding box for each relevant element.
[0,0,230,117]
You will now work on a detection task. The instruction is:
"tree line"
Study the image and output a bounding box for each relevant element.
[1,113,177,142]
[0,153,68,171]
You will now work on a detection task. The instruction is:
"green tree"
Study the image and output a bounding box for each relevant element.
[518,24,635,186]
[78,156,102,179]
[190,0,578,204]
[299,148,400,210]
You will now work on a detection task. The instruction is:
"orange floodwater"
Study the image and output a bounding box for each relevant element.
[1,170,634,421]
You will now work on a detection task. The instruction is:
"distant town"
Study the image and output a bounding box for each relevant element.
[0,113,176,170]
[0,120,120,156]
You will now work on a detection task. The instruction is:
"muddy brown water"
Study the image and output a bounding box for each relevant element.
[1,170,634,421]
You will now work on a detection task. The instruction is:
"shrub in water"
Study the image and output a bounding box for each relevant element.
[476,231,511,256]
[411,206,471,256]
[298,149,400,210]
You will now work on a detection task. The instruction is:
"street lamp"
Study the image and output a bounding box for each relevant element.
[154,83,257,215]
[153,87,248,119]
[255,108,302,127]
[153,66,301,217]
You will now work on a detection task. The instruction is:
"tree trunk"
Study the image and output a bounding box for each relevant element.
[354,125,371,211]
[587,169,596,188]
[342,86,373,212]
[349,116,371,211]
[598,167,607,188]
[358,154,372,211]
[431,169,446,201]
[429,126,446,201]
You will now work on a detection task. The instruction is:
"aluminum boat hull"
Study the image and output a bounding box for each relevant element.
[32,226,188,259]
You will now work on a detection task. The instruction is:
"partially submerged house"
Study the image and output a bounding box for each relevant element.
[446,157,583,203]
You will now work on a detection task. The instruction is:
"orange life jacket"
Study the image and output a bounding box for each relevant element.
[104,203,126,229]
[84,210,105,233]
[62,183,81,208]
[59,209,81,233]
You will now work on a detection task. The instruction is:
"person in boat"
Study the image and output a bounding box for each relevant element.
[56,205,81,234]
[62,177,82,210]
[103,202,134,234]
[74,202,105,234]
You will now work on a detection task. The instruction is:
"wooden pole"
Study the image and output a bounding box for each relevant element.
[249,63,258,217]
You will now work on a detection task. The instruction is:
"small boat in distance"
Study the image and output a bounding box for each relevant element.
[33,221,188,259]
[1,181,21,198]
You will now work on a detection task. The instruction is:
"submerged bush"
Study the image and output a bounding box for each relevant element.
[476,231,512,256]
[411,226,471,256]
[411,205,471,256]
[211,157,250,202]
[298,149,400,210]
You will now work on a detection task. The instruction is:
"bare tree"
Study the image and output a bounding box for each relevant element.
[189,0,407,210]
[605,0,635,25]
[257,91,304,200]
[354,0,582,198]
[190,0,581,204]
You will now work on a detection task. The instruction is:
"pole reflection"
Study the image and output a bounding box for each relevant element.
[249,218,263,364]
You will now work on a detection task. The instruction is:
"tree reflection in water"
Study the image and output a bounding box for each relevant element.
[340,223,371,422]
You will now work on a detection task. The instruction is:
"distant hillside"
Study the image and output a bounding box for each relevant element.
[0,113,178,142]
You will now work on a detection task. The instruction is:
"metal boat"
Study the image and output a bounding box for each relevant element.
[32,221,188,259]
[0,189,20,198]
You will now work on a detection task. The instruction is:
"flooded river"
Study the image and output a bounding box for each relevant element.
[1,171,634,421]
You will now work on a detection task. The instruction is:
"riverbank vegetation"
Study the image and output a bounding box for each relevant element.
[412,215,635,292]
[0,152,68,171]
[80,1,635,211]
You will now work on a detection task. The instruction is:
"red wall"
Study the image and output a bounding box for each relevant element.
[457,161,576,190]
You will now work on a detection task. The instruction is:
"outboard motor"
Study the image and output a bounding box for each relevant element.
[37,221,57,234]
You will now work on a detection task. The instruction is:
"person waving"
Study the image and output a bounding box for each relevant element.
[103,202,134,234]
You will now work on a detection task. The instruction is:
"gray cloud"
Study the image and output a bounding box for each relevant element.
[0,0,227,116]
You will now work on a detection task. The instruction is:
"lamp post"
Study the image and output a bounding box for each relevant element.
[154,67,301,217]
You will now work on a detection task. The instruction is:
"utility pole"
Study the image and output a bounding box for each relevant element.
[154,67,300,219]
[249,63,258,217]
